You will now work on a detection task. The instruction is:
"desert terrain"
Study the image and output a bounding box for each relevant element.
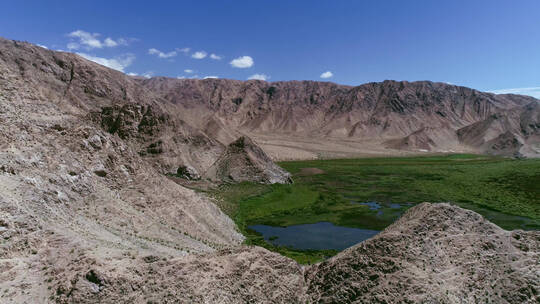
[0,38,538,303]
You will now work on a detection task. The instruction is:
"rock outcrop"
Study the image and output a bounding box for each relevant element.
[91,102,225,178]
[204,136,292,184]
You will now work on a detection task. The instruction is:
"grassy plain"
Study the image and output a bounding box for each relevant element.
[212,154,540,263]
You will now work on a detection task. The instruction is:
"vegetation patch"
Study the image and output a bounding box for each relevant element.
[210,154,540,263]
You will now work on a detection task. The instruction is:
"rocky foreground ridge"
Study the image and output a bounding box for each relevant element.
[0,38,538,303]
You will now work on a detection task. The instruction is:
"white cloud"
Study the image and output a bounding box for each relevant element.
[230,56,253,68]
[104,37,118,47]
[68,30,100,49]
[67,42,80,50]
[67,30,128,50]
[37,44,48,49]
[490,87,540,99]
[77,53,135,72]
[210,53,222,60]
[142,71,154,79]
[127,72,138,76]
[203,76,218,79]
[248,73,269,81]
[192,51,207,59]
[148,48,177,58]
[184,69,195,74]
[177,76,186,79]
[320,71,333,79]
[177,47,190,54]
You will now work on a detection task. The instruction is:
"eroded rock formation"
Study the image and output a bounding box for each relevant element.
[204,136,292,184]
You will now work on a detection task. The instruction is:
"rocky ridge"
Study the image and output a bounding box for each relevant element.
[305,203,539,303]
[0,38,244,302]
[204,136,292,184]
[140,77,540,158]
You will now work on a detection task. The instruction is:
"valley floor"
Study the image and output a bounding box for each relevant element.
[250,133,479,161]
[211,154,540,263]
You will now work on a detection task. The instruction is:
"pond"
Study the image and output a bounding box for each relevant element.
[348,199,413,210]
[248,222,380,250]
[248,198,539,252]
[456,201,540,230]
[347,197,414,219]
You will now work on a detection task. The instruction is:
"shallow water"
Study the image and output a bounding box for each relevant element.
[389,203,402,209]
[349,199,413,217]
[455,202,540,230]
[249,222,380,250]
[352,201,381,210]
[250,198,538,251]
[348,197,539,230]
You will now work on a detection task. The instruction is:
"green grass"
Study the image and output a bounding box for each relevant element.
[211,154,540,263]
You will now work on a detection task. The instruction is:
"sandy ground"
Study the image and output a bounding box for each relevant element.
[249,132,473,161]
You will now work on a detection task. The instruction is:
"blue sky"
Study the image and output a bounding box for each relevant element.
[1,0,539,97]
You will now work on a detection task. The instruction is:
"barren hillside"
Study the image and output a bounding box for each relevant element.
[140,77,540,158]
[0,38,244,302]
[0,38,538,303]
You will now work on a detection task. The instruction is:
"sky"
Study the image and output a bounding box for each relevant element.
[1,0,539,97]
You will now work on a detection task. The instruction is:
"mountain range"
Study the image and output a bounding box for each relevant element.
[139,75,539,160]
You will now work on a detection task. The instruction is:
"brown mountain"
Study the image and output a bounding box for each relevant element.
[138,77,539,158]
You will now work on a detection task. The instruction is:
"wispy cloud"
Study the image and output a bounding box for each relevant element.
[67,30,128,50]
[177,74,207,79]
[184,69,195,74]
[77,53,135,72]
[37,44,48,49]
[192,51,207,59]
[127,72,138,76]
[104,37,122,47]
[210,53,222,60]
[248,73,269,81]
[67,42,79,50]
[148,48,177,58]
[230,56,253,68]
[177,47,190,54]
[142,71,154,79]
[320,71,333,79]
[490,87,540,99]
